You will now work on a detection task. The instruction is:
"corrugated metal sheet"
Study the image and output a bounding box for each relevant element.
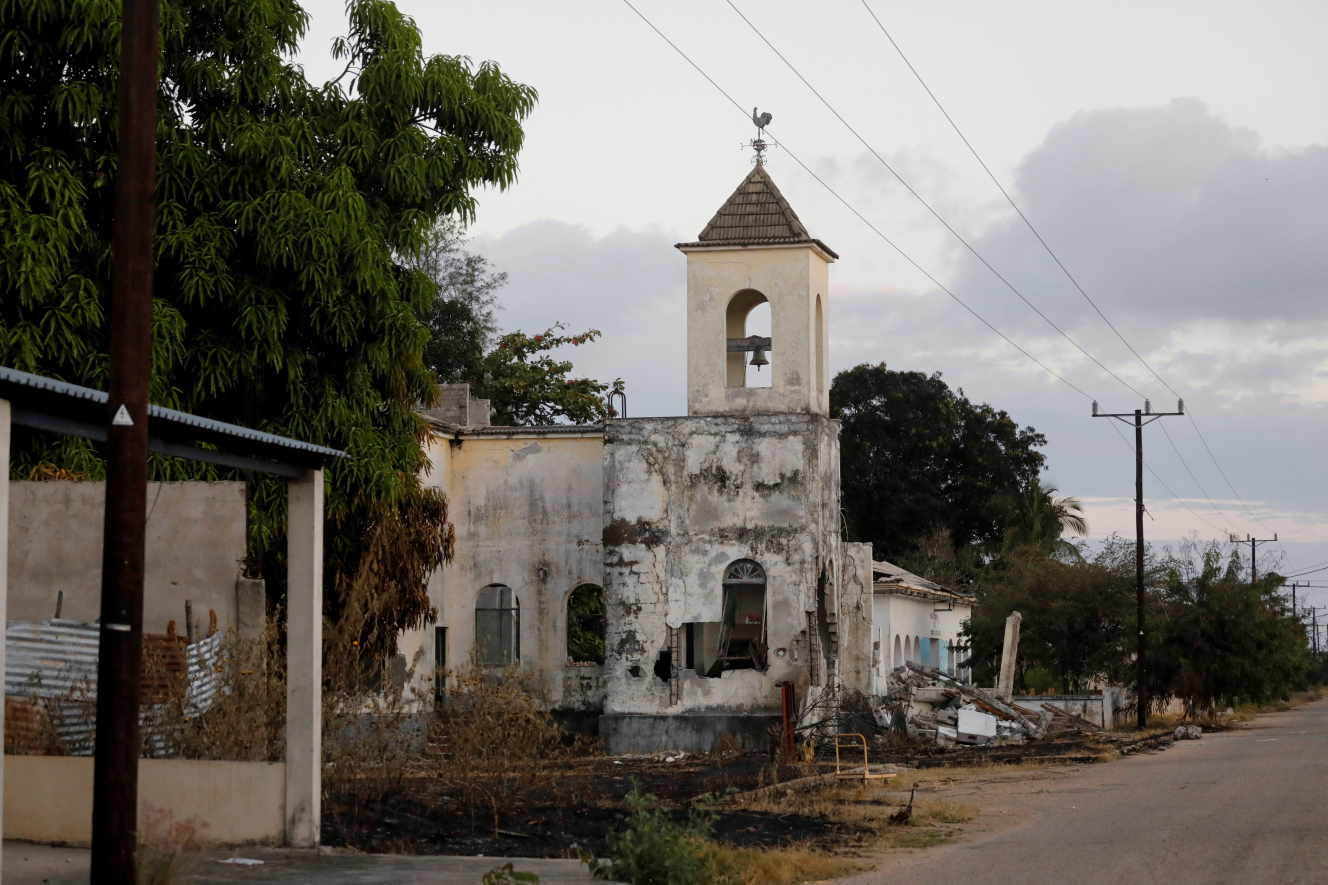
[6,620,225,756]
[0,365,346,460]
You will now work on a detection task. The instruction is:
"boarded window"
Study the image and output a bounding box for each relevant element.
[475,584,519,667]
[567,584,606,664]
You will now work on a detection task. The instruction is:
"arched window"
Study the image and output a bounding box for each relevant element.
[893,634,902,670]
[567,584,606,665]
[725,290,772,389]
[475,584,519,667]
[815,293,825,398]
[705,559,768,675]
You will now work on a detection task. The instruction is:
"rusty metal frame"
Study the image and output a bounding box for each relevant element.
[833,733,896,784]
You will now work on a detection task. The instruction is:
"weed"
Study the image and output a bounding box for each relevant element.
[482,863,541,884]
[588,788,727,885]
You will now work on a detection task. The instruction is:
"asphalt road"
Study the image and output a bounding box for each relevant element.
[851,698,1328,885]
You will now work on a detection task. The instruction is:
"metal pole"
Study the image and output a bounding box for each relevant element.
[1250,537,1257,585]
[91,0,157,878]
[1134,409,1147,729]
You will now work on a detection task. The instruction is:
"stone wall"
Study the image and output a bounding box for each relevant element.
[601,413,844,728]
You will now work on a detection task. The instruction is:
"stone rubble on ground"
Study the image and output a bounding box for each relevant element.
[875,662,1103,747]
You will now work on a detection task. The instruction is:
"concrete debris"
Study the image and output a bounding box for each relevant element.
[877,663,1104,747]
[1173,725,1203,741]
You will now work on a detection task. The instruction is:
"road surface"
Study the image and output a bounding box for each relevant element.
[850,698,1328,885]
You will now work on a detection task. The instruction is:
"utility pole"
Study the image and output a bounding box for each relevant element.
[1229,532,1278,585]
[91,0,158,879]
[1092,399,1184,730]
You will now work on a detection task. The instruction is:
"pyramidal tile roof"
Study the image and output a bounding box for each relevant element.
[676,163,838,258]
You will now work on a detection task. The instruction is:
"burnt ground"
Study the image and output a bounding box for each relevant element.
[322,751,875,858]
[323,734,1135,858]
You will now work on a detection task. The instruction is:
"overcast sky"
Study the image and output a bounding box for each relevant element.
[298,0,1328,615]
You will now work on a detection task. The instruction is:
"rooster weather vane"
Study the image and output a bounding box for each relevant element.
[750,107,772,165]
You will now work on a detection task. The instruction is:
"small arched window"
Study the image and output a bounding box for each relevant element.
[567,584,606,665]
[725,290,772,389]
[475,584,519,668]
[814,293,825,398]
[893,634,902,670]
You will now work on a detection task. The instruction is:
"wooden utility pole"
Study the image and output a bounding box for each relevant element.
[1229,532,1279,585]
[1092,399,1184,729]
[91,0,158,879]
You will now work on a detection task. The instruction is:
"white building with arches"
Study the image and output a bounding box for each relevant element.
[407,162,896,752]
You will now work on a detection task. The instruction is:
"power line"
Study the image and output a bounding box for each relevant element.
[619,0,1229,535]
[1284,563,1328,579]
[619,0,1093,402]
[723,0,1150,402]
[854,0,1272,535]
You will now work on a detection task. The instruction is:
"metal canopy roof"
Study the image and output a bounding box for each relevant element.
[0,366,345,478]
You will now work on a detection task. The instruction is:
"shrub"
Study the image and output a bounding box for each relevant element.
[433,663,566,835]
[588,788,732,885]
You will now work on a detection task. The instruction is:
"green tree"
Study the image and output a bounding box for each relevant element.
[1000,480,1089,560]
[474,325,614,425]
[1,0,536,655]
[831,363,1046,561]
[962,540,1136,693]
[1150,546,1311,715]
[409,218,504,386]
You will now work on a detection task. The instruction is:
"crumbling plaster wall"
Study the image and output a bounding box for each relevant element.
[409,428,606,708]
[601,414,845,716]
[837,542,875,696]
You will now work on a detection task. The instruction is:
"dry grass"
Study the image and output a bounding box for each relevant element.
[699,841,868,885]
[431,663,569,835]
[915,799,977,824]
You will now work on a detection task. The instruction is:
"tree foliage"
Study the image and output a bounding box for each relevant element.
[1150,548,1311,714]
[963,539,1314,706]
[475,325,613,426]
[409,218,503,387]
[963,540,1137,693]
[831,363,1046,561]
[1,0,536,653]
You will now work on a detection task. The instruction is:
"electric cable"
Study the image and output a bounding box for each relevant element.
[855,0,1272,533]
[620,0,1232,539]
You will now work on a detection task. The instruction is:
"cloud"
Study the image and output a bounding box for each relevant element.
[472,221,687,417]
[468,100,1328,560]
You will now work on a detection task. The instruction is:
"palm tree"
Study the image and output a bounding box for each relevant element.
[1003,480,1088,558]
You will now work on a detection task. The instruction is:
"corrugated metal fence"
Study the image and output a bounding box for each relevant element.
[5,619,224,756]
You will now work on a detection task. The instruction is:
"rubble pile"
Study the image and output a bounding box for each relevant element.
[875,663,1101,747]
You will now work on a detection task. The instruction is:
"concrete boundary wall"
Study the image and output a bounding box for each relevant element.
[2,756,285,845]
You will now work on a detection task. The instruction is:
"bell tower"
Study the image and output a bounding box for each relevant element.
[676,163,837,416]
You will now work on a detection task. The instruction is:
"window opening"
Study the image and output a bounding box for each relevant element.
[475,584,519,667]
[705,559,768,676]
[725,290,772,389]
[566,583,606,664]
[434,626,447,703]
[814,568,834,678]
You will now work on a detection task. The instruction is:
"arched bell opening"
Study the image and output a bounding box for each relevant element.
[725,289,772,389]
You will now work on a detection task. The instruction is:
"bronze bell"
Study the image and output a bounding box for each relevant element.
[749,346,769,370]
